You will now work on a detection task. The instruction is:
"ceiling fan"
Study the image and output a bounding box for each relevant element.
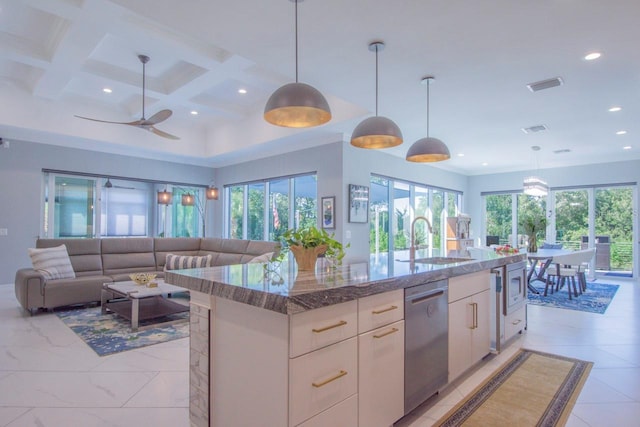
[75,54,180,140]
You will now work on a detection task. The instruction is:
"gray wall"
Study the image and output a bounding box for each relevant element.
[0,140,214,285]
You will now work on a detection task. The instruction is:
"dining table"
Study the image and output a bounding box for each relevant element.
[526,248,575,294]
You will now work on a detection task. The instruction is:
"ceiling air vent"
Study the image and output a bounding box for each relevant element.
[527,77,564,92]
[554,149,571,154]
[522,125,547,134]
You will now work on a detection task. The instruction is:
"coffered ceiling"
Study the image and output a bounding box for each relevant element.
[1,0,638,175]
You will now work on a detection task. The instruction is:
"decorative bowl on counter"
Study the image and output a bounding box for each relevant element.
[129,272,157,285]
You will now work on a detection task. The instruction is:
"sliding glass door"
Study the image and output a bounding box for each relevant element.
[595,186,633,275]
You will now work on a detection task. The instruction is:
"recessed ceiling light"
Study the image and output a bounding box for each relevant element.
[616,130,627,135]
[102,88,112,93]
[623,145,632,150]
[481,162,488,166]
[238,88,247,94]
[584,52,601,61]
[190,110,199,115]
[608,106,622,112]
[457,153,464,157]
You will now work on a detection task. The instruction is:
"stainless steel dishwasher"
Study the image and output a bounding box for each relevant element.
[404,279,449,415]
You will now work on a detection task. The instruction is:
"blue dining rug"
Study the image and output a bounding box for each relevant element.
[56,306,189,356]
[528,281,619,314]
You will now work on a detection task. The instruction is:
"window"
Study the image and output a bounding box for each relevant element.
[484,194,512,245]
[225,173,317,241]
[44,171,207,239]
[369,174,463,260]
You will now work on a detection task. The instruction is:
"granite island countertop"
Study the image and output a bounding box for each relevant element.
[165,250,527,315]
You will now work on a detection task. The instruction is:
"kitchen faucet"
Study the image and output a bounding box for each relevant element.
[410,216,433,262]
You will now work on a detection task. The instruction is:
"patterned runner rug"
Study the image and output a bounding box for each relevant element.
[435,349,592,427]
[527,281,619,314]
[56,305,189,356]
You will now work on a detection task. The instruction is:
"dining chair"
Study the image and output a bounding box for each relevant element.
[544,249,595,300]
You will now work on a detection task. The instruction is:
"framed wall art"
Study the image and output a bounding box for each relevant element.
[348,184,369,223]
[321,196,335,229]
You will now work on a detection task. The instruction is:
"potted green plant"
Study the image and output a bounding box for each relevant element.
[519,213,547,253]
[280,226,348,270]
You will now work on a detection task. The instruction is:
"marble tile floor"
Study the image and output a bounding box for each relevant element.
[0,278,638,427]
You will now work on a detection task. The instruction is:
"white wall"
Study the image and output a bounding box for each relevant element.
[0,139,214,285]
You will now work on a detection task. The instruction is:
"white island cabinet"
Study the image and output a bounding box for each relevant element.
[358,289,405,427]
[448,270,491,382]
[209,292,405,426]
[165,252,528,427]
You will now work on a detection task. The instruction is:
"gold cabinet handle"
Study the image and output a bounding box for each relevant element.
[468,303,475,330]
[373,327,399,339]
[372,305,398,315]
[312,370,348,388]
[474,302,478,329]
[312,320,347,333]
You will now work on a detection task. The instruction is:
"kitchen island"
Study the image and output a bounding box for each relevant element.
[166,251,526,427]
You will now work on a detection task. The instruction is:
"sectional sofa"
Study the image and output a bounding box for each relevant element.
[15,237,279,314]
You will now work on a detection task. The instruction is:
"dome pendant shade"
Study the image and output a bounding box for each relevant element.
[406,137,450,162]
[264,82,331,127]
[406,75,450,163]
[350,41,403,149]
[351,116,403,149]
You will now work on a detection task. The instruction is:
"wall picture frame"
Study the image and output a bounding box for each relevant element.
[348,184,369,223]
[321,196,335,229]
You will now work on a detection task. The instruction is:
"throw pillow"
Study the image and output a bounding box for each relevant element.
[28,244,76,280]
[165,254,212,271]
[248,252,275,263]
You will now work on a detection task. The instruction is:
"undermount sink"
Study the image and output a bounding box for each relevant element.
[398,257,473,265]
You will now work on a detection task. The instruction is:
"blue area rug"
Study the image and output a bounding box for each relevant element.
[56,306,189,356]
[528,281,619,314]
[604,271,632,278]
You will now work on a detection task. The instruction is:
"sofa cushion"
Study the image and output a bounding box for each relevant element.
[154,238,201,270]
[165,254,213,271]
[36,238,103,276]
[28,245,76,280]
[101,237,156,277]
[248,252,275,263]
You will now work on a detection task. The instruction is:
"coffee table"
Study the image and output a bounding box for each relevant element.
[101,279,189,332]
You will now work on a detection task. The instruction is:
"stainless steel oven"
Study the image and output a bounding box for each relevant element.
[504,261,526,315]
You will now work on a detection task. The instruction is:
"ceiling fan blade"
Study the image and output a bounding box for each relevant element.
[148,126,180,140]
[75,115,143,126]
[143,109,172,125]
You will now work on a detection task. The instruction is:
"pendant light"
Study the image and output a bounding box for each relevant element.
[264,0,331,128]
[205,184,219,200]
[157,187,172,205]
[523,146,548,197]
[406,76,450,162]
[181,193,195,206]
[351,41,403,149]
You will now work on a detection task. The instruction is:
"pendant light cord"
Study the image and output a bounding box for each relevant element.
[294,0,299,83]
[375,44,379,116]
[142,59,146,119]
[426,79,430,137]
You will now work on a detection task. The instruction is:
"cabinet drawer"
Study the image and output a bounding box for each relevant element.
[504,305,526,342]
[290,300,357,357]
[358,289,403,334]
[448,271,490,303]
[297,394,358,427]
[289,337,358,426]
